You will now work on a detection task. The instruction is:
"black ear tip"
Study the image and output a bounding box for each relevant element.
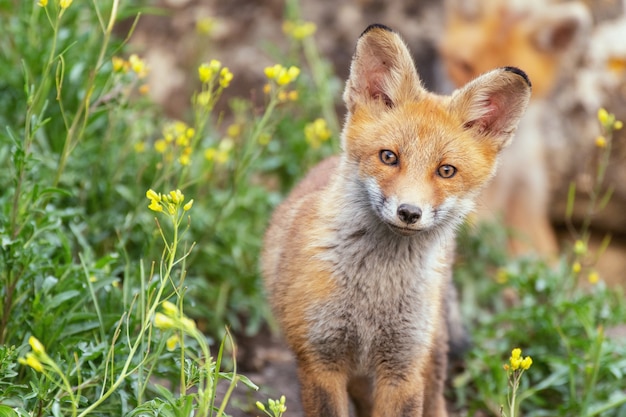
[503,66,532,88]
[360,24,394,38]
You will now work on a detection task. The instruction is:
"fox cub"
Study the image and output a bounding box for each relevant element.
[262,24,531,417]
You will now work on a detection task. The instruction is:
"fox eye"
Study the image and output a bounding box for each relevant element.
[437,164,457,178]
[379,150,398,166]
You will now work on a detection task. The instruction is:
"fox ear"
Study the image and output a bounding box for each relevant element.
[530,3,591,53]
[343,24,423,113]
[451,66,531,149]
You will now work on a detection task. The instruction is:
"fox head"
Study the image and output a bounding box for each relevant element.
[440,0,591,98]
[341,24,531,236]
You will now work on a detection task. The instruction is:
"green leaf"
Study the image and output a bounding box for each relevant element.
[46,290,81,310]
[0,405,18,417]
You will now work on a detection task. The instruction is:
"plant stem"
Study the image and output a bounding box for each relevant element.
[53,0,120,186]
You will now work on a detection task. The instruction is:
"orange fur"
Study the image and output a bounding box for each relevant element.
[262,24,531,417]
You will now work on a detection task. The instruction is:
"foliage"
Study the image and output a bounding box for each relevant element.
[452,109,626,416]
[0,0,337,413]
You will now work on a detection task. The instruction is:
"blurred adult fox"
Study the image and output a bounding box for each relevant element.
[440,0,592,256]
[262,24,531,417]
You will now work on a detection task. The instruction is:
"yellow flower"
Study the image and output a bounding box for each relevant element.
[283,20,317,40]
[219,67,233,88]
[186,127,195,138]
[162,300,178,317]
[134,142,146,153]
[509,348,522,370]
[169,190,184,205]
[198,63,214,83]
[597,108,620,131]
[154,312,174,329]
[287,90,299,101]
[598,108,610,125]
[37,0,48,6]
[154,139,167,154]
[148,200,163,212]
[129,54,148,79]
[59,0,72,9]
[172,121,187,135]
[19,353,44,372]
[276,66,300,86]
[227,123,241,138]
[197,59,222,84]
[29,336,46,356]
[207,138,233,164]
[183,199,194,211]
[215,150,229,164]
[508,348,532,371]
[263,83,272,95]
[175,134,189,147]
[196,17,215,35]
[179,147,192,166]
[209,59,222,72]
[196,91,212,107]
[264,64,282,80]
[146,189,161,203]
[265,64,300,85]
[258,132,271,145]
[572,261,582,274]
[112,56,127,73]
[147,189,163,212]
[89,275,97,283]
[573,239,586,255]
[166,334,180,351]
[181,317,197,333]
[588,270,600,284]
[305,118,332,149]
[595,136,607,148]
[205,148,216,161]
[138,84,150,95]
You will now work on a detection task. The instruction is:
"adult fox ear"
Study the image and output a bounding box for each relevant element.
[450,66,531,150]
[530,2,591,54]
[343,24,423,113]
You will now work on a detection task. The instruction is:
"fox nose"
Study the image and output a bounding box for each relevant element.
[397,204,422,224]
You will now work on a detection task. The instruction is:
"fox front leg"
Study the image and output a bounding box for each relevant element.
[297,362,351,417]
[371,363,425,417]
